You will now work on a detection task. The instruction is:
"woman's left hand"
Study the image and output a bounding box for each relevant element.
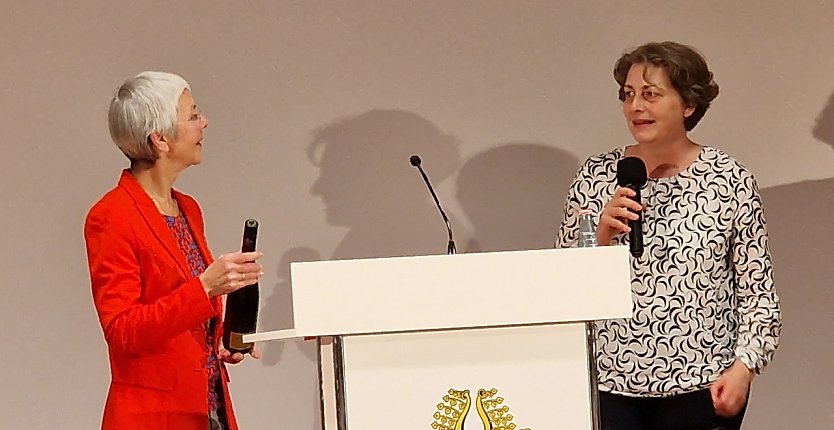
[218,345,261,364]
[710,360,753,417]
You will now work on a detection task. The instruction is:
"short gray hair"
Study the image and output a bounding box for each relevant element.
[108,71,190,163]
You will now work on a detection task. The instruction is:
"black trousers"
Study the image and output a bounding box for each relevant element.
[599,389,747,430]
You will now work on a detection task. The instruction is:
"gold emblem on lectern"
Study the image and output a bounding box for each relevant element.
[431,387,531,430]
[432,389,471,430]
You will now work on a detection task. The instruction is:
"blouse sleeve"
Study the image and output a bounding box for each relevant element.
[554,169,584,249]
[731,169,782,373]
[555,158,609,249]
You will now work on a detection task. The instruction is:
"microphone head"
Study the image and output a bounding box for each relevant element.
[409,155,422,167]
[617,156,648,188]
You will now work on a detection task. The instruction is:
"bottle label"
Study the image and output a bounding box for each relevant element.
[229,331,254,350]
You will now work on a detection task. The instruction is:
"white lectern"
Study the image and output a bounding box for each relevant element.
[245,246,632,430]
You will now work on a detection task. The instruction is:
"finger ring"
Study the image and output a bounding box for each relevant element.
[239,272,245,281]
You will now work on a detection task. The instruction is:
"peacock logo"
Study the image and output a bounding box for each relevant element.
[431,387,531,430]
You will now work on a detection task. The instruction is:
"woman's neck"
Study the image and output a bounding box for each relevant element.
[627,137,701,178]
[131,162,180,215]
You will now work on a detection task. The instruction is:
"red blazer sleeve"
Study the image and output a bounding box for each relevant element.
[85,201,216,357]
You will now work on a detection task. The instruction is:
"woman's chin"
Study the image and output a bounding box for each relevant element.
[632,135,662,146]
[186,156,203,167]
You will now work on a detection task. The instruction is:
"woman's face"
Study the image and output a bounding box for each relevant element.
[621,63,694,146]
[167,90,208,167]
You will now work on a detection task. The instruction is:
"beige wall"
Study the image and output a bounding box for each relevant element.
[2,1,832,428]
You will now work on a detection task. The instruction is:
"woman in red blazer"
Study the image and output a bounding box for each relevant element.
[84,71,263,430]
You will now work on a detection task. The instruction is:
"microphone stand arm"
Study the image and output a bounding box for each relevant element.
[415,165,456,255]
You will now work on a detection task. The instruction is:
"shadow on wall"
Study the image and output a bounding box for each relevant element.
[308,109,463,260]
[259,246,321,367]
[456,143,579,252]
[744,91,834,430]
[251,110,462,429]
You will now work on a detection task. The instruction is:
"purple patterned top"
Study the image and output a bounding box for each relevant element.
[164,213,223,413]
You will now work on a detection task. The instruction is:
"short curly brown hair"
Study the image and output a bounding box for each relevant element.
[614,41,719,131]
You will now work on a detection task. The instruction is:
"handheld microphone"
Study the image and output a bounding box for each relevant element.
[616,157,648,258]
[409,155,456,255]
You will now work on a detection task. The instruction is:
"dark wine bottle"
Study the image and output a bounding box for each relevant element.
[222,218,260,354]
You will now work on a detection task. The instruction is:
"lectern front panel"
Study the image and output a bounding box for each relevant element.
[336,324,592,430]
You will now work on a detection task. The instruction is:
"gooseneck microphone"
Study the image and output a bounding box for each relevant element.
[409,155,456,255]
[616,157,648,258]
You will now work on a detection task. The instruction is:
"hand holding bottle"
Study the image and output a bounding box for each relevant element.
[199,252,264,297]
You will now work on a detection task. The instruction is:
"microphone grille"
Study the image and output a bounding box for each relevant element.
[616,156,648,187]
[409,155,422,167]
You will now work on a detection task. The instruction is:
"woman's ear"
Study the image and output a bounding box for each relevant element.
[148,132,169,155]
[683,104,696,118]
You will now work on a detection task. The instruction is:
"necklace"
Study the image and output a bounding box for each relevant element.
[150,194,180,217]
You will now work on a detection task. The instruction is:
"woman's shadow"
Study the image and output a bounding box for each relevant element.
[308,109,463,259]
[253,110,463,430]
[456,143,579,252]
[744,91,834,429]
[260,109,463,356]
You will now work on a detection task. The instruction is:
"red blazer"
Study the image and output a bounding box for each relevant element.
[84,170,239,430]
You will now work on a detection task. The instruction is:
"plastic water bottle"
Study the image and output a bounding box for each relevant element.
[576,208,601,430]
[577,209,598,248]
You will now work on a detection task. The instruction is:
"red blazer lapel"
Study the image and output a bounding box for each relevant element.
[117,170,223,319]
[117,170,191,278]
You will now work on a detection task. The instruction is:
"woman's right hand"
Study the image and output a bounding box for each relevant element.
[199,252,264,297]
[597,186,643,246]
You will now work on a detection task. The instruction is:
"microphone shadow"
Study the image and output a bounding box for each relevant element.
[456,143,580,252]
[308,109,463,259]
[742,90,834,429]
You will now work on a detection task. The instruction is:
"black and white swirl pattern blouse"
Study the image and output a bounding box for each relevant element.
[556,146,781,397]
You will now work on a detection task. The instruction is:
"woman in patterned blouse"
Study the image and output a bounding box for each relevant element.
[84,71,264,430]
[555,42,781,430]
